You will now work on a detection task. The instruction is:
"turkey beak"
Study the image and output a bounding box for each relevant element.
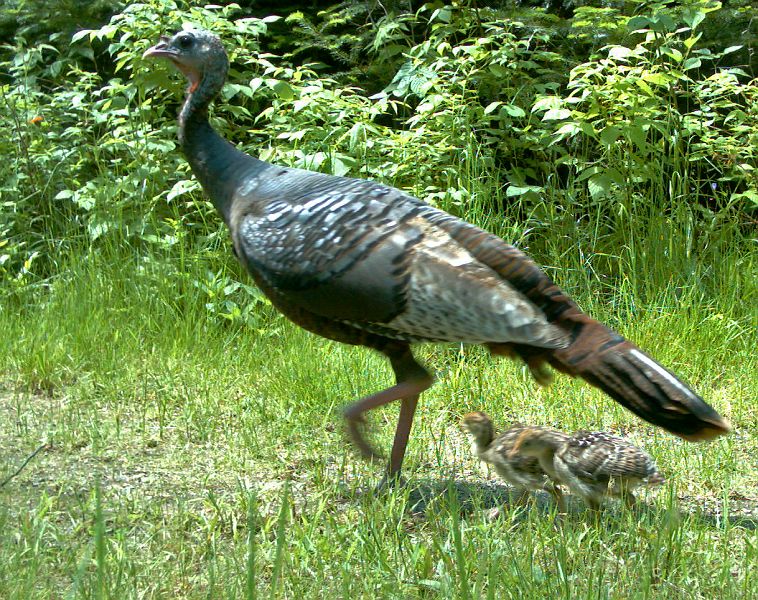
[143,37,175,60]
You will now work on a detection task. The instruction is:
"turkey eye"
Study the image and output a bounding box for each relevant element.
[178,35,193,48]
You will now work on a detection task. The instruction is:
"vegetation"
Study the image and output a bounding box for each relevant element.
[1,1,756,598]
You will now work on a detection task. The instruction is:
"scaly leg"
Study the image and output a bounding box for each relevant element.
[343,344,432,482]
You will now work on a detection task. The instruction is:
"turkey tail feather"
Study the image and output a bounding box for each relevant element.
[551,321,730,441]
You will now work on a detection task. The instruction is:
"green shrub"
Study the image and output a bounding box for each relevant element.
[1,0,754,314]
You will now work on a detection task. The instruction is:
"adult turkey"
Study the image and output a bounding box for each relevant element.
[143,30,729,483]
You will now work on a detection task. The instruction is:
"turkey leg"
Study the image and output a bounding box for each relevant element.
[343,345,432,478]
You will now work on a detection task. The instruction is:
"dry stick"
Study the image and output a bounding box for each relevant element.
[0,442,49,488]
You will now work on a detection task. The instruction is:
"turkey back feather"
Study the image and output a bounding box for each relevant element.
[426,209,729,441]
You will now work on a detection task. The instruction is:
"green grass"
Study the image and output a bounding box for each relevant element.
[0,216,755,599]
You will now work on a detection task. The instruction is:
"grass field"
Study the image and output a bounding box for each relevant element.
[0,220,756,598]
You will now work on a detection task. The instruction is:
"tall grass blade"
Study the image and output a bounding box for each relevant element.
[246,489,258,600]
[270,480,290,599]
[94,480,107,599]
[448,482,472,600]
[64,541,94,600]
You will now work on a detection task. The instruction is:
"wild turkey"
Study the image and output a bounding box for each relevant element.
[462,412,566,509]
[512,428,665,509]
[143,30,729,484]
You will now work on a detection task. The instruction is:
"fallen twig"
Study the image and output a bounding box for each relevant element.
[0,442,50,488]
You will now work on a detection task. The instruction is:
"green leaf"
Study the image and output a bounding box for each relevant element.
[292,98,310,113]
[532,96,562,113]
[430,7,452,23]
[553,122,582,137]
[542,108,571,121]
[600,126,622,147]
[167,179,199,202]
[642,72,671,86]
[683,57,702,70]
[331,155,356,177]
[580,122,596,138]
[605,168,625,185]
[88,217,114,241]
[627,125,647,149]
[661,47,682,63]
[650,14,676,33]
[682,9,706,30]
[348,123,364,150]
[627,16,649,31]
[683,34,702,50]
[722,45,743,55]
[549,122,582,146]
[270,80,294,101]
[587,174,612,198]
[72,192,95,211]
[577,166,603,182]
[730,190,758,208]
[503,104,526,118]
[608,46,633,60]
[249,78,264,94]
[635,78,655,96]
[505,185,543,197]
[71,29,92,43]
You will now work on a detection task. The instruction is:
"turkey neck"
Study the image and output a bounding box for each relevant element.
[471,422,494,453]
[178,59,265,226]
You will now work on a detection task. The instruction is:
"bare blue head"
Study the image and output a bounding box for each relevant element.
[144,29,228,122]
[143,29,259,223]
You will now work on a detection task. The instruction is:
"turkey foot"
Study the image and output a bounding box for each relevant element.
[344,413,383,462]
[343,376,432,477]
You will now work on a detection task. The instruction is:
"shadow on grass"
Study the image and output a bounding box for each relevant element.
[364,477,758,530]
[686,503,758,531]
[394,477,568,519]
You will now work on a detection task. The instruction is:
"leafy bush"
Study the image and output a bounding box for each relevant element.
[535,8,757,210]
[1,0,754,312]
[1,2,267,288]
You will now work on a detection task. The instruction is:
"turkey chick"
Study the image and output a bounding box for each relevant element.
[462,412,566,510]
[513,428,665,510]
